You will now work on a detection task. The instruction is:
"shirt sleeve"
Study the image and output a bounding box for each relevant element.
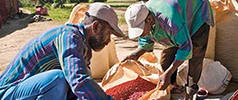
[174,25,193,60]
[138,36,155,50]
[53,27,112,100]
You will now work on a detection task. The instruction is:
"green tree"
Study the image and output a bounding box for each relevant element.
[52,0,66,8]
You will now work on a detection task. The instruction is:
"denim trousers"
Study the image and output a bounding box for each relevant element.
[1,69,69,100]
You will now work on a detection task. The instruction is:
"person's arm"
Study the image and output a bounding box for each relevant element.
[165,60,184,77]
[122,36,155,61]
[122,48,148,62]
[159,24,192,90]
[54,27,112,99]
[158,59,184,90]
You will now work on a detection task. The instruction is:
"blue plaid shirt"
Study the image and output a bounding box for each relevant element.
[0,23,112,99]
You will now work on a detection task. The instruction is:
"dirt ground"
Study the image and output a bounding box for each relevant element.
[0,17,66,69]
[0,8,164,69]
[0,16,162,68]
[0,9,238,100]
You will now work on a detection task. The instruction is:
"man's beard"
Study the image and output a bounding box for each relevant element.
[88,34,106,52]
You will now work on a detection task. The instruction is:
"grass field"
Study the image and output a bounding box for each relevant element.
[20,2,132,23]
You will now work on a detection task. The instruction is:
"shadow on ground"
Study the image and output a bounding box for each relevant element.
[0,14,34,38]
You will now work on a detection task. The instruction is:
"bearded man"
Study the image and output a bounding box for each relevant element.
[0,3,124,100]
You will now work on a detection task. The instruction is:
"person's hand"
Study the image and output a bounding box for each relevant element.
[158,72,171,90]
[121,49,147,62]
[121,53,138,62]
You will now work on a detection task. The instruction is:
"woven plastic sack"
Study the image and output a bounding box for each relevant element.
[90,39,119,79]
[210,0,238,82]
[176,59,232,94]
[204,7,216,60]
[67,4,87,24]
[101,52,170,100]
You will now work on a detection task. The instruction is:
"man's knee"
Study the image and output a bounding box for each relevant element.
[37,70,69,100]
[47,69,65,77]
[42,69,69,90]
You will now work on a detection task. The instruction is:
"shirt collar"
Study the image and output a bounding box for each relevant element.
[65,23,86,38]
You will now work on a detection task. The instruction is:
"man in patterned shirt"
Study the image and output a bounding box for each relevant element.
[124,0,214,99]
[0,3,124,100]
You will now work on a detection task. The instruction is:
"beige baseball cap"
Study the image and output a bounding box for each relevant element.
[87,3,125,37]
[125,1,149,39]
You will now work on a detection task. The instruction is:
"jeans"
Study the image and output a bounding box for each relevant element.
[1,69,69,100]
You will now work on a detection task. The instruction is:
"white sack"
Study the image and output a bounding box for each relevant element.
[176,59,232,94]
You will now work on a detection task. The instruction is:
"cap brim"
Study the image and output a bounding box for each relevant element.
[128,21,145,39]
[110,23,125,37]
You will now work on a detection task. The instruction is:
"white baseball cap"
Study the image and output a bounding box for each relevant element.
[87,2,125,37]
[125,1,149,39]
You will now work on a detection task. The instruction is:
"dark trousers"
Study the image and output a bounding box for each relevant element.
[160,23,210,94]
